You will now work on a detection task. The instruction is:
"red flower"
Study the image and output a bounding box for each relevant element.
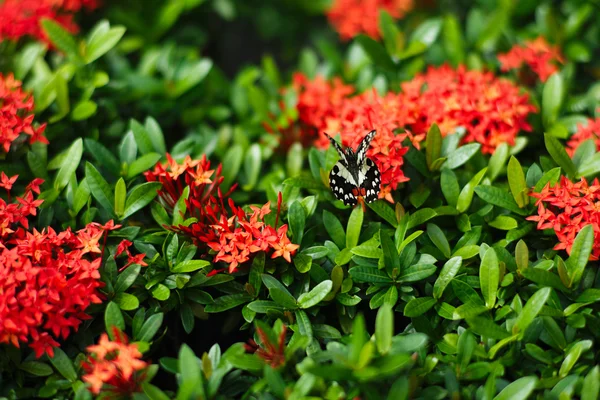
[327,0,413,40]
[0,74,47,153]
[498,37,563,83]
[244,324,287,368]
[527,176,600,260]
[0,172,18,192]
[566,117,600,156]
[0,0,99,44]
[0,177,107,357]
[82,327,148,396]
[146,156,298,273]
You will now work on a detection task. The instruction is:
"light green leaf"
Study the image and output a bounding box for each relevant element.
[298,280,332,309]
[493,376,538,400]
[54,138,82,191]
[513,287,552,335]
[375,304,394,354]
[122,182,161,219]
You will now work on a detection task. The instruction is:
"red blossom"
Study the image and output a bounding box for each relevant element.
[0,177,108,357]
[498,37,563,83]
[146,156,298,273]
[82,327,148,396]
[0,0,99,44]
[0,74,47,153]
[566,117,600,156]
[244,324,287,368]
[327,0,413,40]
[527,176,600,260]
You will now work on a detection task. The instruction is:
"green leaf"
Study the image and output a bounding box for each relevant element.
[243,143,262,190]
[85,162,115,215]
[178,344,201,385]
[408,208,437,229]
[534,167,561,192]
[122,182,161,219]
[379,10,401,57]
[445,143,480,169]
[48,348,77,382]
[582,366,600,400]
[433,257,462,300]
[381,230,400,276]
[474,186,528,215]
[54,138,82,191]
[115,264,141,293]
[152,284,170,301]
[368,201,398,228]
[349,266,393,283]
[41,19,79,58]
[457,330,475,373]
[323,210,346,248]
[171,260,210,274]
[19,361,53,377]
[507,156,528,208]
[114,178,126,217]
[288,200,306,245]
[204,294,252,313]
[520,268,568,293]
[566,224,594,288]
[114,292,139,310]
[375,304,394,354]
[247,301,283,313]
[494,376,538,400]
[441,168,460,207]
[138,313,164,342]
[346,206,364,248]
[443,14,465,64]
[142,383,171,400]
[84,139,120,175]
[544,133,576,178]
[130,120,154,155]
[427,223,451,258]
[480,248,499,309]
[426,124,442,170]
[127,153,162,179]
[71,100,97,121]
[295,310,313,341]
[298,280,332,309]
[86,25,126,63]
[355,35,396,71]
[104,301,125,332]
[542,73,564,127]
[512,287,552,335]
[283,175,323,190]
[404,297,436,317]
[397,263,436,282]
[466,317,510,339]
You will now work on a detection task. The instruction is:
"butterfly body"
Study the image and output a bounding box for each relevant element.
[325,130,381,206]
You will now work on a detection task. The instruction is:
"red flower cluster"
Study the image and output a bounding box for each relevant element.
[327,0,413,40]
[82,328,148,395]
[566,117,600,156]
[0,176,118,357]
[0,0,99,44]
[0,73,47,153]
[145,154,298,273]
[114,240,148,272]
[244,324,287,368]
[528,176,600,260]
[290,66,535,200]
[497,37,563,82]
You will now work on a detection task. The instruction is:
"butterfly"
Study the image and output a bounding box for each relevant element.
[325,130,381,206]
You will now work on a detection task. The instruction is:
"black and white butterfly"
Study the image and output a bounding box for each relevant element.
[325,130,381,206]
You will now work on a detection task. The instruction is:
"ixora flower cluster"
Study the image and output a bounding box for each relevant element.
[0,0,99,44]
[498,37,563,83]
[528,176,600,260]
[0,74,47,153]
[567,117,600,155]
[82,328,148,396]
[326,0,413,40]
[0,175,118,358]
[291,65,536,200]
[145,154,298,273]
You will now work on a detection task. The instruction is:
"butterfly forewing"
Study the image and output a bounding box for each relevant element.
[356,130,376,166]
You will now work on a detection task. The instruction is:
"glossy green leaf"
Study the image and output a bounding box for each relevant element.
[298,280,332,309]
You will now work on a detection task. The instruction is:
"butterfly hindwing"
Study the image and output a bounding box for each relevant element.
[360,157,381,203]
[329,162,358,206]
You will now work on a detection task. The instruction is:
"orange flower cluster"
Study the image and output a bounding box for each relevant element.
[0,176,117,357]
[566,117,600,156]
[0,74,47,153]
[0,0,99,44]
[145,155,298,273]
[528,176,600,260]
[291,66,535,199]
[82,328,148,395]
[327,0,413,40]
[497,37,563,82]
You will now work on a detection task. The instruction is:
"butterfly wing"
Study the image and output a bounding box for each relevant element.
[329,162,358,206]
[359,157,381,203]
[356,130,377,166]
[324,133,350,167]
